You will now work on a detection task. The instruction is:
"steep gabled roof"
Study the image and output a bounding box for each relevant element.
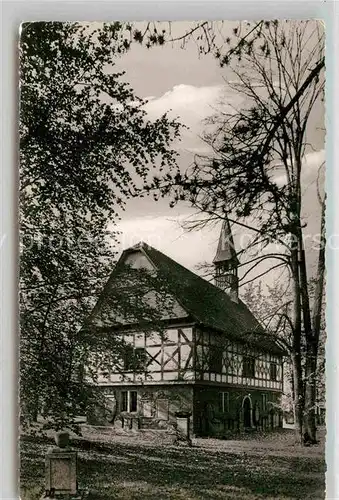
[140,243,283,354]
[91,241,284,355]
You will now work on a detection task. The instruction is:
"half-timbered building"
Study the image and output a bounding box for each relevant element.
[86,220,285,437]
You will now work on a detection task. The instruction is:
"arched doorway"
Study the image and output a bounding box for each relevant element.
[243,396,252,428]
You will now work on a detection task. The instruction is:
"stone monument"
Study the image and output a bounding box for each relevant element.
[174,411,193,446]
[42,431,88,499]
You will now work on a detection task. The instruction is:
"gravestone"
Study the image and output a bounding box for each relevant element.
[131,417,139,431]
[174,411,192,446]
[114,416,123,430]
[42,431,88,499]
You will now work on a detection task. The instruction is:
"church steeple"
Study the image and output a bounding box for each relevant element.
[213,216,239,302]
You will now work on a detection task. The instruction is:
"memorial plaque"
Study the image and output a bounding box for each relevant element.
[51,458,71,490]
[45,451,77,495]
[176,417,189,435]
[132,417,139,431]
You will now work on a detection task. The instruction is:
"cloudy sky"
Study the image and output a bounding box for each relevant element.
[109,21,325,288]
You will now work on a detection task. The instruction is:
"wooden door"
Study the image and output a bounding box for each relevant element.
[243,398,251,428]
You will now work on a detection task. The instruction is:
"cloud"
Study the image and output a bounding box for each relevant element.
[302,149,325,173]
[143,84,243,153]
[144,84,241,126]
[273,149,325,188]
[108,84,243,158]
[145,84,221,120]
[182,146,213,155]
[114,213,218,273]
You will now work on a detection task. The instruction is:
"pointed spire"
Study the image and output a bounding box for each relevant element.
[213,217,239,265]
[213,216,239,302]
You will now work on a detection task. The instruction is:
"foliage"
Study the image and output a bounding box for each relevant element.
[82,262,180,387]
[19,21,181,429]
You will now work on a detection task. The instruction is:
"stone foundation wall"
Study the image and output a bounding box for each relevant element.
[88,385,194,433]
[194,386,282,437]
[87,384,282,438]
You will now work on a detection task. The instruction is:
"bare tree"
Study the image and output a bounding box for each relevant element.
[148,20,325,444]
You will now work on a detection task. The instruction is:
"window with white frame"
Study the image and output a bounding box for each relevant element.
[121,390,138,413]
[218,392,230,413]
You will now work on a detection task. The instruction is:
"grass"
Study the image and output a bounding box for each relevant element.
[20,428,326,500]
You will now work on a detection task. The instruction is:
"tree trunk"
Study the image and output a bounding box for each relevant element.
[303,339,318,443]
[297,241,315,444]
[303,198,325,444]
[291,352,304,441]
[290,247,304,442]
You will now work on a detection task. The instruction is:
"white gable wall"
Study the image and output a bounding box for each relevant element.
[124,250,154,271]
[121,249,188,320]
